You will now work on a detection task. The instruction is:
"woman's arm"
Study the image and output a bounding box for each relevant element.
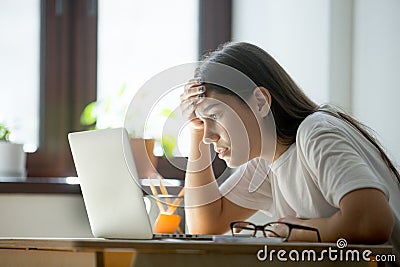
[184,129,257,234]
[281,188,394,243]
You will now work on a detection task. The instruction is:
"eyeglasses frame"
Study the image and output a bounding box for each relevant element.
[230,221,321,242]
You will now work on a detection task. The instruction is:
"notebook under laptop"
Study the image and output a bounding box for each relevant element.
[68,127,212,240]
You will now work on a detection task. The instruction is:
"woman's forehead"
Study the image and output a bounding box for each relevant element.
[195,93,246,116]
[195,97,225,116]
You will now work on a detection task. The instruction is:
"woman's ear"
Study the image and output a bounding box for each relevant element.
[253,87,271,118]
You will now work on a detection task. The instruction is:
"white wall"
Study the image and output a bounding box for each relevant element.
[0,194,92,237]
[328,0,353,112]
[233,0,330,105]
[352,0,400,163]
[233,0,400,163]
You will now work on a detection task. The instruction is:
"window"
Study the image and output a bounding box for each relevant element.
[0,0,40,152]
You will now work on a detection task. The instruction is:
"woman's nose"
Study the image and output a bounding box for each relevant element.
[202,122,219,144]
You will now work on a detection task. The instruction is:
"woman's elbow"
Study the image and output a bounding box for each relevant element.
[369,216,393,243]
[339,188,394,244]
[357,211,394,244]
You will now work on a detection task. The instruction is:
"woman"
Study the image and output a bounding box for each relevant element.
[180,42,399,257]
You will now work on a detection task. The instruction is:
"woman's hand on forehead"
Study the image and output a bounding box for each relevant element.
[180,78,206,130]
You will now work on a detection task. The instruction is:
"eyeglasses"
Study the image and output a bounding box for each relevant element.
[230,221,321,242]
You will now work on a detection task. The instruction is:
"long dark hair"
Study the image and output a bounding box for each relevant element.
[199,42,400,185]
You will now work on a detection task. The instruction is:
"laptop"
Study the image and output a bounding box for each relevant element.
[68,127,212,240]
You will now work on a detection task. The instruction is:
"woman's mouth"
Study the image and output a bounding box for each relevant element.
[216,148,229,159]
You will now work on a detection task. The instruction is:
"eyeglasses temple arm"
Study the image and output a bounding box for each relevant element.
[289,224,322,242]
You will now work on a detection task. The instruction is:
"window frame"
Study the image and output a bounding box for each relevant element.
[27,0,97,177]
[199,0,232,56]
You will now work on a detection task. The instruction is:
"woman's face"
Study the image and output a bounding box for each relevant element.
[194,91,263,168]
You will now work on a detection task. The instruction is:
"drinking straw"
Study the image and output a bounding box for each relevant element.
[166,187,184,214]
[158,177,170,205]
[148,178,165,213]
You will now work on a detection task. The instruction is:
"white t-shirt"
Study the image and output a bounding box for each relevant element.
[220,111,400,260]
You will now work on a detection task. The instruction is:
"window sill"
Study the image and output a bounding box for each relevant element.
[0,157,226,194]
[0,177,81,194]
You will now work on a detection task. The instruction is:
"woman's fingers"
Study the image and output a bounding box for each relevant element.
[184,78,202,92]
[180,94,205,116]
[181,78,205,101]
[181,86,205,100]
[180,77,205,115]
[180,96,205,130]
[179,78,207,130]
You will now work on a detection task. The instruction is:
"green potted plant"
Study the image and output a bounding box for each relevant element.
[0,123,26,177]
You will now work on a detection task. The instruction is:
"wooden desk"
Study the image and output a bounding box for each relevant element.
[0,238,393,267]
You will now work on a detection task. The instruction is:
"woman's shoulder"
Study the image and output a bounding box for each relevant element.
[296,108,354,147]
[298,110,340,135]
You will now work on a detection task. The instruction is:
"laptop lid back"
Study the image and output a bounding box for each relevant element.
[68,128,153,239]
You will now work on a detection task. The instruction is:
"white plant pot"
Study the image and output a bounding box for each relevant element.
[0,141,26,177]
